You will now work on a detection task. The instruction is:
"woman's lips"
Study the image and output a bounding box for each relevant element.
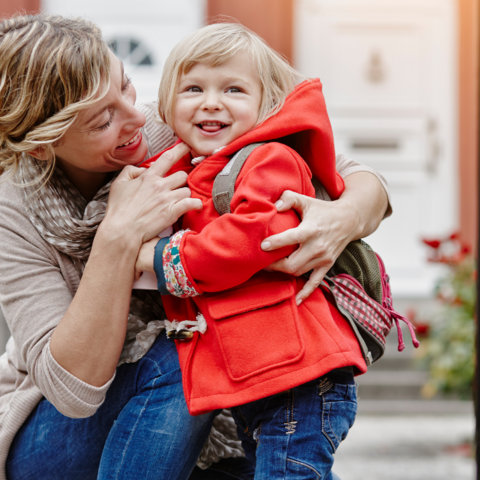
[116,131,142,151]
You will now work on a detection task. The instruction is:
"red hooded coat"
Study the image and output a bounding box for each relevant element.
[142,80,366,415]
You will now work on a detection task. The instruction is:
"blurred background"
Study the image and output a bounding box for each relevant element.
[0,0,477,478]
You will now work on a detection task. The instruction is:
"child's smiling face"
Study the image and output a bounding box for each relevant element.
[173,52,262,156]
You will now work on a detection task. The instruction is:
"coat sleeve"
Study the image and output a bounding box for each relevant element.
[162,143,316,295]
[0,189,114,418]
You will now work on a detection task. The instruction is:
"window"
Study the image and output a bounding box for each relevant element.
[108,37,154,66]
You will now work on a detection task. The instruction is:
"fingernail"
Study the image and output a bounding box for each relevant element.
[275,200,284,210]
[261,241,271,251]
[296,298,303,306]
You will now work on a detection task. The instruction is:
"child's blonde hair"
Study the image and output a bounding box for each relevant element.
[0,14,111,185]
[158,22,304,129]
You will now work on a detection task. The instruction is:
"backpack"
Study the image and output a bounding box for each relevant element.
[212,142,419,366]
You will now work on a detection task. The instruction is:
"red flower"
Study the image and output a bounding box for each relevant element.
[415,324,430,336]
[422,238,441,249]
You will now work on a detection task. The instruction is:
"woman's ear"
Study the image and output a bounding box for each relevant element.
[27,147,50,161]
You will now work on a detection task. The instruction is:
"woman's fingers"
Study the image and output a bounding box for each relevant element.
[295,266,331,305]
[114,142,190,186]
[261,225,311,252]
[115,165,146,183]
[171,197,203,219]
[267,243,334,276]
[161,170,189,190]
[261,192,320,251]
[147,142,191,177]
[273,190,310,215]
[106,170,198,245]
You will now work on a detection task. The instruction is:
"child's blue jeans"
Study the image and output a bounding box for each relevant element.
[6,333,254,480]
[230,367,357,480]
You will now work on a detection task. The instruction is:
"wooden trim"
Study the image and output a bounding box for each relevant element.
[207,0,294,64]
[458,0,479,249]
[0,0,41,17]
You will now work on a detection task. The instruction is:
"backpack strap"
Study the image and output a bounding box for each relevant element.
[212,142,266,215]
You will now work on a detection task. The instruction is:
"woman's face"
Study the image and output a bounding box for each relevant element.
[53,51,148,185]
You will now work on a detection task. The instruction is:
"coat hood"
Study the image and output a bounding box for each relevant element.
[221,78,343,199]
[142,79,343,199]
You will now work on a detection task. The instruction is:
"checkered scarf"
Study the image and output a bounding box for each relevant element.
[18,158,168,365]
[17,158,244,466]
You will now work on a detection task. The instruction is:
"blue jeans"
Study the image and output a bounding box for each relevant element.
[231,368,357,480]
[6,334,254,480]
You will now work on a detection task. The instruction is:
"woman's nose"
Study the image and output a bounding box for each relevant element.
[122,100,146,132]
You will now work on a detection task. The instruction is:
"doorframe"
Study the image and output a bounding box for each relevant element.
[458,0,478,249]
[0,0,40,17]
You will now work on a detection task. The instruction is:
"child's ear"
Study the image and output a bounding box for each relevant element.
[27,147,51,161]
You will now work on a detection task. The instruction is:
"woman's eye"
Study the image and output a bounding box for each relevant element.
[122,75,132,92]
[96,111,114,131]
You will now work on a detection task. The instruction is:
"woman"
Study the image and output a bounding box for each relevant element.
[0,14,390,480]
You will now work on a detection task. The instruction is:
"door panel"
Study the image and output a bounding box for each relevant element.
[295,0,458,298]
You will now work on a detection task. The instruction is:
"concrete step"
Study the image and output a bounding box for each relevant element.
[370,353,413,371]
[366,327,422,371]
[356,370,428,400]
[357,399,474,415]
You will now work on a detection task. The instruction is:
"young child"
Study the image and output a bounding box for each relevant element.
[141,23,365,479]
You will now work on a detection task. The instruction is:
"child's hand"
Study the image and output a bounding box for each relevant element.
[135,237,160,281]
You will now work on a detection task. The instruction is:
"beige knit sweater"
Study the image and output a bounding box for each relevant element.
[0,103,390,479]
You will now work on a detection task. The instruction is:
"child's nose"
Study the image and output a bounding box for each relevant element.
[202,92,223,111]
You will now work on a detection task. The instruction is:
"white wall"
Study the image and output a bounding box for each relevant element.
[43,0,206,103]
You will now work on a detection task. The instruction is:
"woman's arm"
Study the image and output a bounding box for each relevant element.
[261,169,390,304]
[50,143,200,388]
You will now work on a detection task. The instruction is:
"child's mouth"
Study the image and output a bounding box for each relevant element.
[197,121,228,133]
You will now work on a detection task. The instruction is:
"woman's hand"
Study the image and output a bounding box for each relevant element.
[101,143,202,247]
[261,172,389,304]
[135,237,159,280]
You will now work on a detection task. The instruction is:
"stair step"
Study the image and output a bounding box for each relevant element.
[357,371,428,386]
[357,399,474,415]
[356,370,428,400]
[370,355,413,371]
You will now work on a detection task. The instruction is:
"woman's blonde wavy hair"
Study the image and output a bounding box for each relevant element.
[0,14,111,185]
[158,22,304,130]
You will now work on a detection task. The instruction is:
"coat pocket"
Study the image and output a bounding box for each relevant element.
[204,277,305,382]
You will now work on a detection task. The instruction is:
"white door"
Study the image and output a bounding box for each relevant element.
[295,0,458,298]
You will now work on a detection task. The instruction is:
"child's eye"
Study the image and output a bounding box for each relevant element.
[122,75,132,92]
[186,86,202,93]
[227,87,242,93]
